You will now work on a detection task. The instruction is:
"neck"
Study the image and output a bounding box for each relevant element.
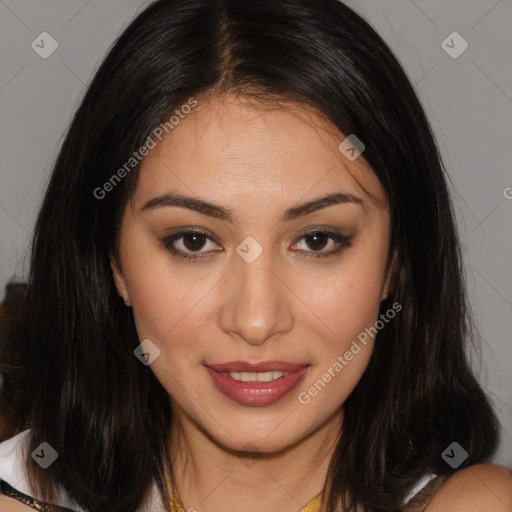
[167,407,343,512]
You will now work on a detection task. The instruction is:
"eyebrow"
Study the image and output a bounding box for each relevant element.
[140,191,366,222]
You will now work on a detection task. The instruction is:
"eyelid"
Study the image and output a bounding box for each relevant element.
[161,227,353,261]
[290,229,353,257]
[162,228,221,258]
[163,226,220,245]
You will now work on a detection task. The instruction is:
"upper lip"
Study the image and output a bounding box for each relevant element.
[206,361,309,373]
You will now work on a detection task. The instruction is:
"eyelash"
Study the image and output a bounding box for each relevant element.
[162,228,352,262]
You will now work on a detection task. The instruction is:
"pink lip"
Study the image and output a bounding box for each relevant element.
[204,362,310,407]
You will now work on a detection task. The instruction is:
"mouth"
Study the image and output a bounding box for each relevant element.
[204,361,310,406]
[220,370,292,383]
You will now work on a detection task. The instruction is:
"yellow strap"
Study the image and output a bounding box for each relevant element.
[166,467,330,512]
[169,491,324,512]
[300,493,324,512]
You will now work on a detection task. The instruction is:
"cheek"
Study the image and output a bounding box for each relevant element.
[116,227,203,343]
[298,233,389,402]
[129,272,212,348]
[308,255,387,344]
[304,274,380,397]
[296,270,383,412]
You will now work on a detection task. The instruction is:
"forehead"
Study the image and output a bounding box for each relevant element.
[133,94,387,211]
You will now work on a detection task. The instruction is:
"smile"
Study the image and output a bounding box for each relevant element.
[223,371,289,382]
[204,362,310,406]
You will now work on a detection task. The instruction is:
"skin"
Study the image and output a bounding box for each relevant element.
[108,94,512,512]
[1,465,511,512]
[111,93,394,512]
[426,465,512,511]
[1,97,511,511]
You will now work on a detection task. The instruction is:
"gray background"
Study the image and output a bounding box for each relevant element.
[0,0,511,466]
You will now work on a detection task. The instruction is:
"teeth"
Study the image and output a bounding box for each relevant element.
[225,371,287,382]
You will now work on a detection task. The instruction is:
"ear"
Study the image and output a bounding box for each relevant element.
[380,252,397,302]
[110,252,130,305]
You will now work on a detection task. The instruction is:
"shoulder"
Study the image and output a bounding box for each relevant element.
[0,430,85,512]
[425,464,512,511]
[0,494,36,511]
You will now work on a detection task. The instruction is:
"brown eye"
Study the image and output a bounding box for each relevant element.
[182,232,207,251]
[304,232,330,251]
[162,229,221,261]
[292,230,353,258]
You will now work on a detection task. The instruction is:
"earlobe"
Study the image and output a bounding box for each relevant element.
[109,252,131,306]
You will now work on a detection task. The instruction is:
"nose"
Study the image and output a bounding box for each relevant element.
[218,251,294,347]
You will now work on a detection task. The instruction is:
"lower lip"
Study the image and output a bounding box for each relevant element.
[205,366,310,407]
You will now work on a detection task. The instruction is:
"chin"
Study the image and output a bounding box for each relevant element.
[205,418,306,455]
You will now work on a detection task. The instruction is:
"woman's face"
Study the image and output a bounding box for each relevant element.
[111,94,393,453]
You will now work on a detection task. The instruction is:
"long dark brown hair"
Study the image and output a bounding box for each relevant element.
[0,0,499,511]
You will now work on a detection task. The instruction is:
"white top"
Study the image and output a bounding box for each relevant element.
[404,472,438,503]
[0,428,436,510]
[0,428,165,511]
